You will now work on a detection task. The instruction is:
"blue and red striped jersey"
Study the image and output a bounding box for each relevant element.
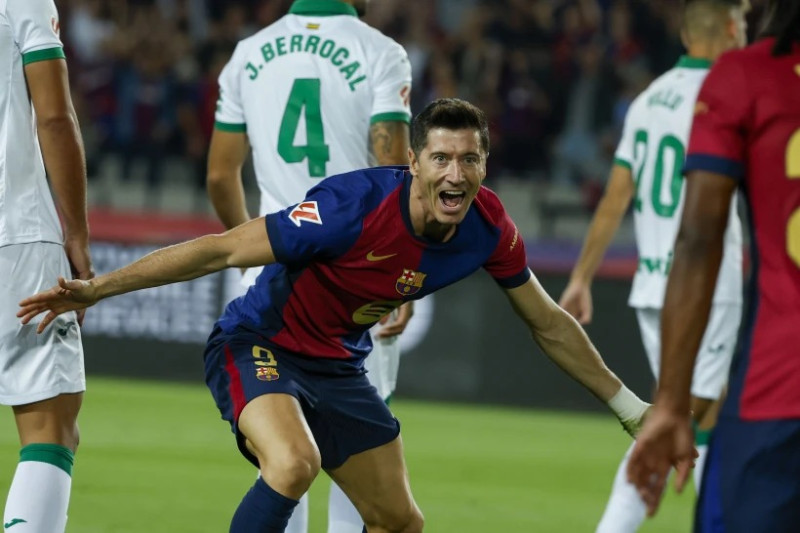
[685,39,800,420]
[217,166,530,360]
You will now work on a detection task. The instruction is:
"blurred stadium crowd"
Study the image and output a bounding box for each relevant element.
[58,0,758,215]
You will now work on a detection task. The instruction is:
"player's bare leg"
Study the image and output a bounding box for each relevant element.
[326,435,423,533]
[230,393,320,532]
[5,393,82,532]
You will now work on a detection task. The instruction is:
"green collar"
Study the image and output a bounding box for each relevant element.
[289,0,357,17]
[676,55,712,70]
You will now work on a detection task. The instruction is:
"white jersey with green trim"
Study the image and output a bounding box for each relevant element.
[0,0,65,247]
[215,0,412,217]
[614,56,742,308]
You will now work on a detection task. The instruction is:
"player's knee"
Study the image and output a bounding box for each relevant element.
[362,501,423,533]
[261,446,321,495]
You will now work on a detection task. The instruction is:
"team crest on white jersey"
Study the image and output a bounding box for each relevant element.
[288,201,323,227]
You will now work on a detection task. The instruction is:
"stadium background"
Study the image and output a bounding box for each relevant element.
[2,0,767,531]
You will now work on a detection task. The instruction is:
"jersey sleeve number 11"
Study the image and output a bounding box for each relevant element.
[278,78,330,178]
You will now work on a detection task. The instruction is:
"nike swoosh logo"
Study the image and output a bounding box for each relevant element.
[4,518,27,528]
[366,251,397,262]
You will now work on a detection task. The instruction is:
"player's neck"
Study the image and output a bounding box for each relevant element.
[686,42,728,63]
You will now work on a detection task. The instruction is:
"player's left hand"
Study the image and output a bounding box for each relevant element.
[376,301,414,338]
[627,403,697,517]
[17,276,99,334]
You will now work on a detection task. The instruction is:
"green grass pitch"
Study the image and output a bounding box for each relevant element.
[0,378,693,532]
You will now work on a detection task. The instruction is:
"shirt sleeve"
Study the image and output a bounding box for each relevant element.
[484,211,531,288]
[684,53,749,181]
[214,44,247,133]
[265,179,364,267]
[370,41,412,125]
[7,0,64,64]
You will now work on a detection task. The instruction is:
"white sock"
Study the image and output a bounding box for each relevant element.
[3,444,74,533]
[327,481,363,533]
[694,444,708,493]
[596,442,647,533]
[284,492,309,533]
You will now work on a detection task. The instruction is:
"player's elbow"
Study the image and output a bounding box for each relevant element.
[37,112,79,135]
[206,169,237,189]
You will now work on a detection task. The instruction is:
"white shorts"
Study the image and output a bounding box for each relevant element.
[0,243,85,406]
[635,304,741,400]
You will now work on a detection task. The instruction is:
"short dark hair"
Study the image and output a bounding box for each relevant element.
[761,0,800,55]
[410,98,490,156]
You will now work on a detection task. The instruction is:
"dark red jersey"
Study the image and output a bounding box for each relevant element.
[685,38,800,420]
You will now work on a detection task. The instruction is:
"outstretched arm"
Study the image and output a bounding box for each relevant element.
[628,170,736,515]
[559,163,633,323]
[18,218,275,333]
[507,275,649,435]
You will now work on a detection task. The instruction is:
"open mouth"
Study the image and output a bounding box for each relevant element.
[439,190,466,211]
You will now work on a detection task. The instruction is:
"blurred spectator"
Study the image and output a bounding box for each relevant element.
[64,0,747,210]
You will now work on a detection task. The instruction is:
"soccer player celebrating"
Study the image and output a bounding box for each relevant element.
[19,98,650,533]
[627,0,800,530]
[1,0,93,531]
[558,1,748,530]
[207,2,412,529]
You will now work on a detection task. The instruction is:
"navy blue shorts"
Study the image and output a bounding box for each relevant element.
[696,416,800,533]
[203,326,400,470]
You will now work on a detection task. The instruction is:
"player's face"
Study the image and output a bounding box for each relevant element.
[408,128,487,238]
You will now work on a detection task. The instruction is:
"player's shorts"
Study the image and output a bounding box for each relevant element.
[0,242,85,406]
[695,415,800,532]
[635,303,741,399]
[204,325,400,470]
[232,268,402,402]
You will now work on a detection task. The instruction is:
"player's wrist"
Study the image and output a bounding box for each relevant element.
[607,384,650,437]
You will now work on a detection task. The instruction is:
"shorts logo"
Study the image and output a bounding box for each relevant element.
[57,322,76,337]
[288,201,322,227]
[352,300,403,325]
[708,343,726,354]
[395,269,426,296]
[252,345,279,381]
[256,367,279,381]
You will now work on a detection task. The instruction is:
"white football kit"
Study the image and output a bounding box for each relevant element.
[614,56,742,399]
[0,0,84,406]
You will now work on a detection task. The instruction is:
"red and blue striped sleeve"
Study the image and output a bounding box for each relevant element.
[265,179,365,267]
[479,190,531,288]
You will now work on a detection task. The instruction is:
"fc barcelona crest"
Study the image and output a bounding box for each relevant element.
[396,269,426,296]
[256,367,279,381]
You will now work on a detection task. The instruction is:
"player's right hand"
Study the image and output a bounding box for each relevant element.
[627,403,697,517]
[63,236,95,326]
[17,276,99,334]
[558,280,593,324]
